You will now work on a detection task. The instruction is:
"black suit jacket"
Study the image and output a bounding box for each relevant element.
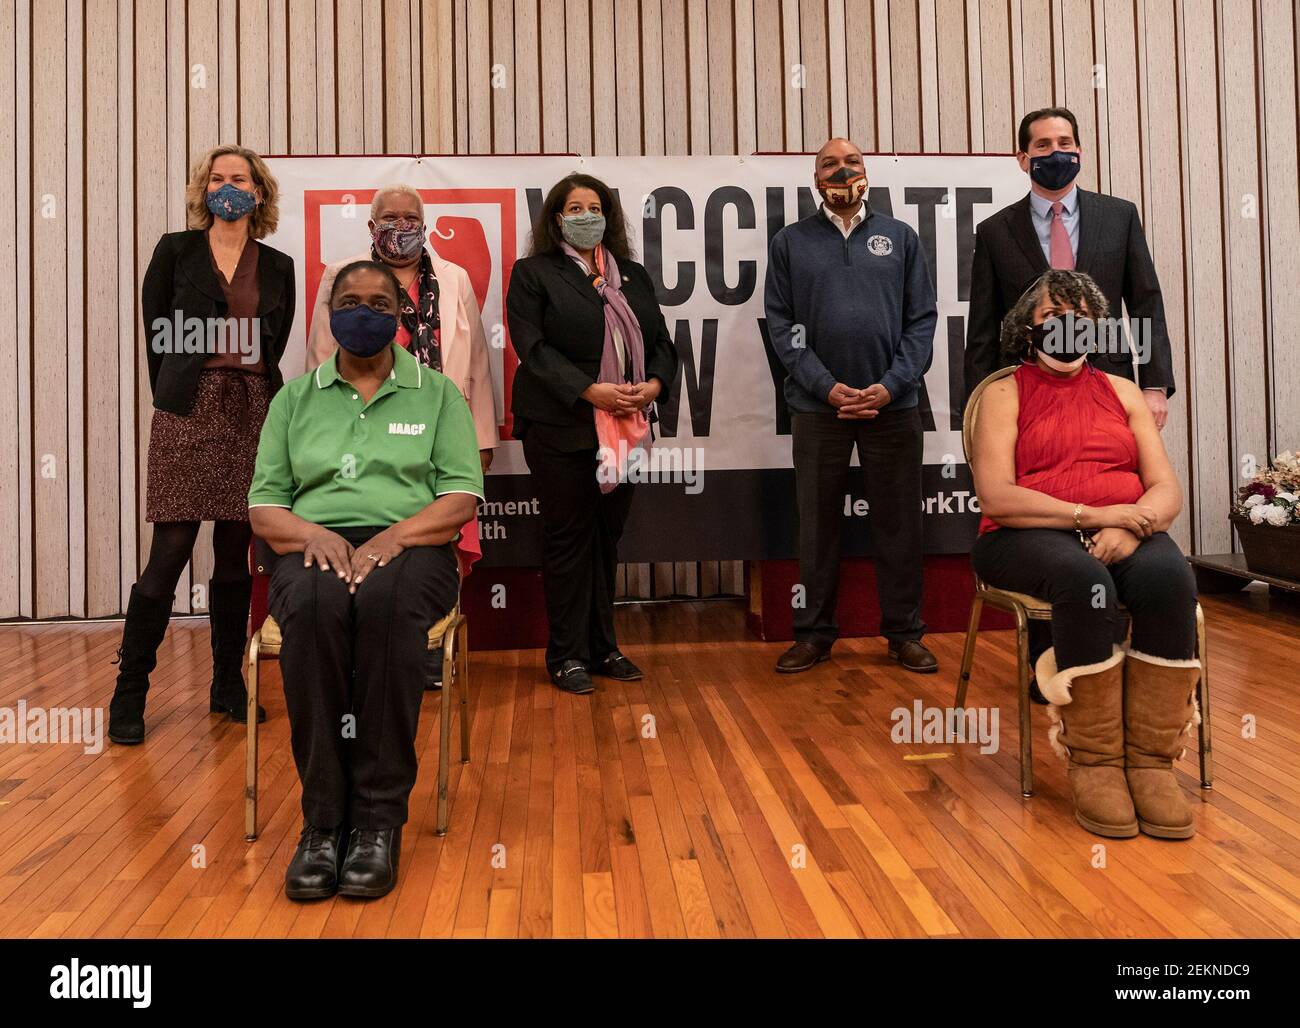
[963,189,1174,406]
[506,252,678,448]
[141,229,296,414]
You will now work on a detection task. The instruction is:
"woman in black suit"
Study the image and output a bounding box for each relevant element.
[109,144,296,745]
[506,173,678,693]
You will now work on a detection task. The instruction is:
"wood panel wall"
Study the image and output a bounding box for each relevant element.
[2,0,1296,618]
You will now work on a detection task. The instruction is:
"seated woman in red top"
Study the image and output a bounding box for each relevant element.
[970,270,1199,842]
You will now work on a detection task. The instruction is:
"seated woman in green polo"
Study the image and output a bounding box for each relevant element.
[248,260,483,903]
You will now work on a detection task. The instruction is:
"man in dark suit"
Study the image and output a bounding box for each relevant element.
[963,107,1175,429]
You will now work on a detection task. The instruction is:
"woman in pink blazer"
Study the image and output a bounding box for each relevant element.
[306,184,498,480]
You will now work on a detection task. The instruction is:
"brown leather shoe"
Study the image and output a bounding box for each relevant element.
[888,639,938,674]
[776,640,830,674]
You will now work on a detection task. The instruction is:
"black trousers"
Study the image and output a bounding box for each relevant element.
[268,526,459,829]
[791,407,926,647]
[522,423,634,673]
[971,528,1197,670]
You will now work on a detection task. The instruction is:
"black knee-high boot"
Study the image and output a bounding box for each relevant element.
[108,586,175,745]
[208,577,266,724]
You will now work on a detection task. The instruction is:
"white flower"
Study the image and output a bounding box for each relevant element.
[1276,491,1297,503]
[1261,504,1292,527]
[1244,493,1266,507]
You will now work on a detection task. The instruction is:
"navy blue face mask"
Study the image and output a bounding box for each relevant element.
[1028,150,1081,191]
[330,305,397,358]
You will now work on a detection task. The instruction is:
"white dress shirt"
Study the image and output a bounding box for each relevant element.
[823,200,868,239]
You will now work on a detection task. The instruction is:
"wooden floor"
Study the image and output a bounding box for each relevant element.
[2,588,1299,939]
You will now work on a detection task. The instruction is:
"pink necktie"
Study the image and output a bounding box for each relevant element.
[1049,200,1074,269]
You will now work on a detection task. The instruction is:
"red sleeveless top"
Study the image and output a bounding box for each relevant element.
[979,363,1144,534]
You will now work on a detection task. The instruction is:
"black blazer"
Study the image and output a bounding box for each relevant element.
[963,189,1174,407]
[506,252,678,447]
[141,229,296,415]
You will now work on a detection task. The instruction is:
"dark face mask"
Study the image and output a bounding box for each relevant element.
[1028,149,1082,191]
[1028,313,1099,367]
[330,305,397,358]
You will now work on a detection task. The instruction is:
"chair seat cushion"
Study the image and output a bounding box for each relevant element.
[258,608,459,657]
[978,584,1053,613]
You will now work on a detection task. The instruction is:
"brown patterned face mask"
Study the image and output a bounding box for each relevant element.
[816,165,867,207]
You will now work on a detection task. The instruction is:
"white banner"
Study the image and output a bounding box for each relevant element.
[263,153,1025,476]
[261,153,1026,560]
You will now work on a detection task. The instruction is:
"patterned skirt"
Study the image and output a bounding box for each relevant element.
[146,369,271,523]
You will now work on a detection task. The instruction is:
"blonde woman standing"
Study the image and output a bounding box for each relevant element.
[109,144,296,745]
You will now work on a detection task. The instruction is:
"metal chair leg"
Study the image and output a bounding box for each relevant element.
[245,633,261,841]
[458,617,470,764]
[436,623,453,837]
[956,594,984,708]
[1195,603,1214,789]
[1014,605,1034,798]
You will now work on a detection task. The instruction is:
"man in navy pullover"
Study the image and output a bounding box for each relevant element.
[765,138,939,674]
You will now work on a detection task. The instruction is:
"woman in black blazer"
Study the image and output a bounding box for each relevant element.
[109,144,295,745]
[507,173,677,693]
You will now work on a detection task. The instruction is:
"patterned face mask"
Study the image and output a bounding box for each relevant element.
[372,218,426,262]
[206,183,258,222]
[816,164,867,206]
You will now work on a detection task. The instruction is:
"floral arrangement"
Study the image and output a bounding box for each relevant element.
[1235,451,1300,527]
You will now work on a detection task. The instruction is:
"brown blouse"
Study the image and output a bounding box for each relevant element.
[204,236,266,373]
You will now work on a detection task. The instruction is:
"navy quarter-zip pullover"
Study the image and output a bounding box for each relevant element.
[764,205,938,414]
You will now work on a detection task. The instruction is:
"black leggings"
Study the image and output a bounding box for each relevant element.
[970,528,1197,670]
[137,520,252,599]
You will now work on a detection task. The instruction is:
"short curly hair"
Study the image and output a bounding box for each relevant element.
[185,144,280,239]
[999,269,1110,364]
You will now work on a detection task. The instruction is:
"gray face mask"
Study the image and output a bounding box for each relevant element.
[560,212,606,250]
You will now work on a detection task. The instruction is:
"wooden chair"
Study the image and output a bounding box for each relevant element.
[955,366,1214,798]
[244,605,471,841]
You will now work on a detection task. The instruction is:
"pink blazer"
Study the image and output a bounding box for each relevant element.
[305,249,498,452]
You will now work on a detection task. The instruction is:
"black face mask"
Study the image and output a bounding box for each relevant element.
[1028,149,1082,191]
[1028,313,1099,365]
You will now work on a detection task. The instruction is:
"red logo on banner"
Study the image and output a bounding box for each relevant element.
[303,188,519,438]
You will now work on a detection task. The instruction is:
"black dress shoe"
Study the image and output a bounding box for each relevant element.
[776,640,831,674]
[285,824,345,900]
[888,639,939,674]
[591,650,643,681]
[550,660,595,695]
[337,827,401,899]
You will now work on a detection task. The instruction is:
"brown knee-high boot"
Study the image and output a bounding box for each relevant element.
[1123,650,1199,839]
[1036,646,1137,838]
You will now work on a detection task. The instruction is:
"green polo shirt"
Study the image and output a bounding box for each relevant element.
[249,343,484,528]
